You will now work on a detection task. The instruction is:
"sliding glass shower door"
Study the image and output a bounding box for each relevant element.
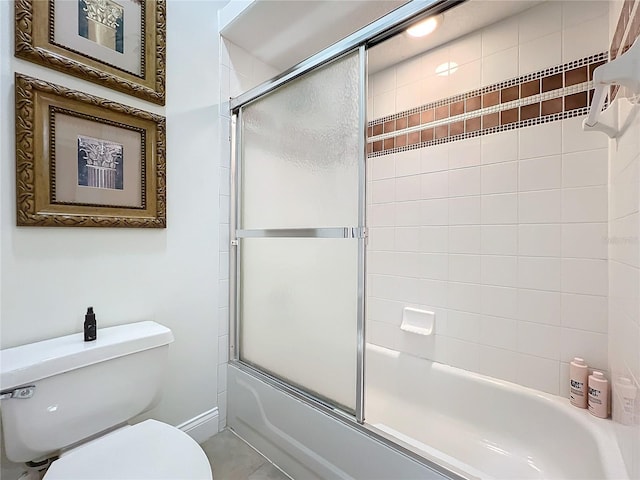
[233,49,366,416]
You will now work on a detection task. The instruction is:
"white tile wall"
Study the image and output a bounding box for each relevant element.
[481,161,518,194]
[481,130,518,165]
[518,224,562,257]
[517,322,561,360]
[518,257,562,291]
[481,193,518,224]
[519,122,562,159]
[562,223,608,259]
[519,156,562,192]
[518,289,561,326]
[482,17,518,56]
[421,171,449,199]
[479,315,517,350]
[562,186,608,222]
[450,254,481,283]
[562,115,609,153]
[519,32,562,75]
[478,345,518,383]
[518,1,562,43]
[480,225,518,255]
[449,167,481,197]
[562,149,608,188]
[421,199,449,225]
[367,0,610,397]
[562,15,609,64]
[481,255,518,287]
[449,196,481,224]
[482,47,518,87]
[607,48,640,478]
[518,190,563,224]
[423,143,450,172]
[516,353,561,394]
[562,0,609,29]
[448,138,481,169]
[367,114,609,396]
[395,149,421,176]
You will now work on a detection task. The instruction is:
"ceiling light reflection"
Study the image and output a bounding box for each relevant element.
[435,62,458,76]
[407,17,439,38]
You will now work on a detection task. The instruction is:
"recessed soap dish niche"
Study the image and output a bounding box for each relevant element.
[400,307,435,336]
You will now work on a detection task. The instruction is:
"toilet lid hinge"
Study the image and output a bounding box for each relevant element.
[0,386,36,400]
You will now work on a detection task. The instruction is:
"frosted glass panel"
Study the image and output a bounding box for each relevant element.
[241,52,360,229]
[240,238,358,411]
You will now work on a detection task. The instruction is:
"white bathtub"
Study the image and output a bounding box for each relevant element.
[365,344,629,480]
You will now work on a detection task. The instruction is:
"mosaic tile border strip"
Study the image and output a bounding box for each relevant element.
[367,107,591,158]
[610,0,640,100]
[366,53,607,157]
[369,81,592,142]
[369,52,607,125]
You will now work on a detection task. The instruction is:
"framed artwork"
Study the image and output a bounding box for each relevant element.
[15,0,166,105]
[15,74,166,228]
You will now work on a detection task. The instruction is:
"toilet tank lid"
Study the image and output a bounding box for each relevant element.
[1,321,174,391]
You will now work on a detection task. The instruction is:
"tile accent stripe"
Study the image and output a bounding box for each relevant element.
[367,53,606,157]
[368,107,591,158]
[369,52,606,126]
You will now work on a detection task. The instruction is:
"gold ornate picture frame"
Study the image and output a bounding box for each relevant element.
[16,74,166,228]
[15,0,166,105]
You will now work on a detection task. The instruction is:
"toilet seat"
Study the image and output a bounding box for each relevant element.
[44,420,212,480]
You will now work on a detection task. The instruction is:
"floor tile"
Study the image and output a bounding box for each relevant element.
[200,429,289,480]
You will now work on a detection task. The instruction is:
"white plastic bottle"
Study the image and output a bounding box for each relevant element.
[588,371,609,418]
[614,377,637,425]
[569,357,589,408]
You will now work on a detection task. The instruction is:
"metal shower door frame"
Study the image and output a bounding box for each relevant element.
[228,0,464,425]
[230,46,367,421]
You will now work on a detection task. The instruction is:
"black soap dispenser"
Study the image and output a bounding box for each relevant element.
[84,307,97,341]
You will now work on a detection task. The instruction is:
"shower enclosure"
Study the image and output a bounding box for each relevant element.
[226,0,638,478]
[228,0,458,429]
[227,4,460,477]
[231,48,366,418]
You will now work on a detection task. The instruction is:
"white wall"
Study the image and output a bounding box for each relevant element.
[1,0,225,475]
[366,1,611,397]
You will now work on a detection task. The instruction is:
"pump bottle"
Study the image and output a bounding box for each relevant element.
[84,307,97,342]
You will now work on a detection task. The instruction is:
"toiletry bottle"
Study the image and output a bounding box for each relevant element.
[588,371,609,418]
[615,377,637,425]
[569,357,589,408]
[84,307,97,342]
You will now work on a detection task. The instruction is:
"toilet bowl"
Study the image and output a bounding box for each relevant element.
[44,420,212,479]
[0,321,213,479]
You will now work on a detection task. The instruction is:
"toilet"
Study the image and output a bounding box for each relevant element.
[0,321,213,479]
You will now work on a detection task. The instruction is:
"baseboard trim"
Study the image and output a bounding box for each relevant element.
[177,407,219,443]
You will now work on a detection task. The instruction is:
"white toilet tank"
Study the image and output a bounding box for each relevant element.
[0,321,174,463]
